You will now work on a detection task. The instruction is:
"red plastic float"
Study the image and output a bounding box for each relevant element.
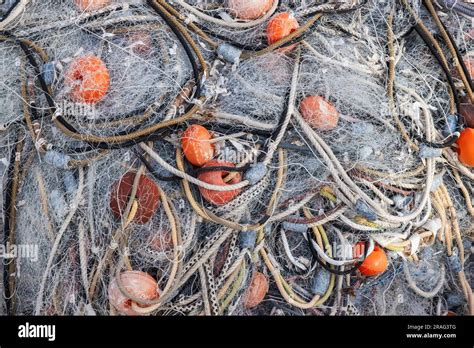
[108,271,159,316]
[354,243,388,277]
[228,0,273,20]
[75,0,110,12]
[300,96,340,130]
[109,172,160,224]
[181,124,215,167]
[266,12,299,52]
[197,160,242,205]
[456,128,474,167]
[243,272,269,309]
[64,55,110,104]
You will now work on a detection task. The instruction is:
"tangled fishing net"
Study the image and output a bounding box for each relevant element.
[0,0,473,316]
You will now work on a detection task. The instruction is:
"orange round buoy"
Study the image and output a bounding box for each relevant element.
[75,0,110,12]
[181,125,215,167]
[197,160,242,205]
[64,55,110,104]
[356,244,388,277]
[300,96,340,130]
[266,12,299,51]
[228,0,273,20]
[109,172,160,224]
[108,271,159,316]
[243,272,269,309]
[457,128,474,167]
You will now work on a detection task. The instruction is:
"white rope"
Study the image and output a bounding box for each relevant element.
[297,0,361,17]
[174,0,279,29]
[35,166,85,315]
[289,206,349,229]
[0,0,29,31]
[309,238,362,266]
[140,143,250,191]
[295,110,434,224]
[205,112,276,131]
[268,192,317,222]
[263,48,301,166]
[280,229,308,271]
[403,261,445,298]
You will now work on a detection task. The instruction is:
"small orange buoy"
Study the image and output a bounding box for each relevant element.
[75,0,110,12]
[456,128,474,167]
[243,272,269,309]
[108,271,159,316]
[64,55,110,104]
[357,244,388,277]
[197,160,242,205]
[181,125,215,167]
[300,96,340,130]
[266,12,299,50]
[228,0,273,20]
[109,172,160,224]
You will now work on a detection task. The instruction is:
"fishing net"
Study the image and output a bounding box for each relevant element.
[0,0,473,316]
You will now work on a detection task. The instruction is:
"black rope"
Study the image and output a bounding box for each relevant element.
[437,19,474,93]
[134,149,179,182]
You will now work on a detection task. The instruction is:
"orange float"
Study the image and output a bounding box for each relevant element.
[355,243,388,277]
[64,55,110,104]
[109,172,160,224]
[197,160,242,205]
[228,0,273,20]
[456,128,474,167]
[300,96,340,130]
[108,271,159,316]
[75,0,110,12]
[243,272,269,309]
[181,124,215,166]
[266,12,299,51]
